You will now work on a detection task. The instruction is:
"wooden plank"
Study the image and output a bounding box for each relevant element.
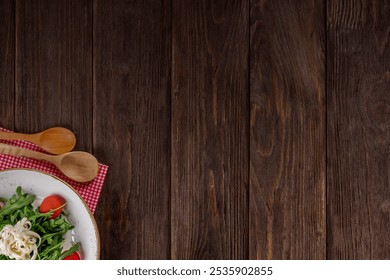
[171,0,249,259]
[15,0,92,151]
[327,0,390,259]
[93,0,171,259]
[0,0,14,129]
[249,0,326,259]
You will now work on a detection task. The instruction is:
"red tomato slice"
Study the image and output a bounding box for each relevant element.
[39,195,66,219]
[64,251,81,260]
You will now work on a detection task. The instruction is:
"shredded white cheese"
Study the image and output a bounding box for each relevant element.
[0,217,41,260]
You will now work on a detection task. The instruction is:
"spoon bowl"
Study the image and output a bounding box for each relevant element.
[37,127,76,154]
[58,151,99,182]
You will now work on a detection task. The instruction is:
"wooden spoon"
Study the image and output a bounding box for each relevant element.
[0,143,99,183]
[0,127,76,154]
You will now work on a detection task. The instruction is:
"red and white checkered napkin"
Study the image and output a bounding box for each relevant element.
[0,127,108,214]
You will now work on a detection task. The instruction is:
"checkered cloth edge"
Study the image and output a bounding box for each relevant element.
[0,127,108,214]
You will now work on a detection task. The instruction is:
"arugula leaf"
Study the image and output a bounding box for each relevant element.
[0,186,36,219]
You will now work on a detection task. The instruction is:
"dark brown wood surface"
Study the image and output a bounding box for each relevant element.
[15,0,93,151]
[0,0,14,129]
[94,0,171,259]
[171,0,249,259]
[250,0,326,259]
[327,0,390,259]
[0,0,389,259]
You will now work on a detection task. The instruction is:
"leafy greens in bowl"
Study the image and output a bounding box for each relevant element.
[0,169,99,260]
[0,186,78,259]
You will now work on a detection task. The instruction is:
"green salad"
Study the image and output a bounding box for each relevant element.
[0,186,79,260]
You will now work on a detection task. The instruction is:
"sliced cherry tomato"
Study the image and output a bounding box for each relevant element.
[63,251,81,260]
[64,252,81,261]
[39,195,66,219]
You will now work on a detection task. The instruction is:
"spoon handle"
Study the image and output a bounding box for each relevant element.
[0,131,38,142]
[0,143,53,162]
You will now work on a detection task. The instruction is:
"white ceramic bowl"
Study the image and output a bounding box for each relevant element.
[0,169,100,260]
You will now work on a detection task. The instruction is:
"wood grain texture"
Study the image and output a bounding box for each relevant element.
[171,0,249,259]
[0,0,14,129]
[1,0,388,260]
[327,0,390,259]
[93,0,171,259]
[15,0,92,151]
[250,0,326,259]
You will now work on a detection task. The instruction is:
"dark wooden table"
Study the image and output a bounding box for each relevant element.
[0,0,389,259]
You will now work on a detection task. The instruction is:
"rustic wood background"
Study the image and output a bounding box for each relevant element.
[0,0,389,259]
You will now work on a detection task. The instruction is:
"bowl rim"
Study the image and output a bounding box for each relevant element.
[0,168,101,260]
